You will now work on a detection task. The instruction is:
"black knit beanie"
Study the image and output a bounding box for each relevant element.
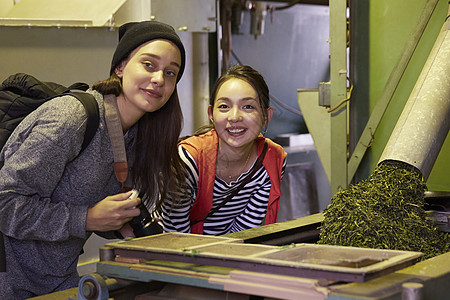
[110,21,186,82]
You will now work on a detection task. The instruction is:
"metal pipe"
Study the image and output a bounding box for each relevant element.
[402,282,424,300]
[378,16,450,180]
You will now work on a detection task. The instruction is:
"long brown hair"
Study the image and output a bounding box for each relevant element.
[93,73,185,211]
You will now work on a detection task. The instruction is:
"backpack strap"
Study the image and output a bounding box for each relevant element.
[65,82,90,93]
[65,91,100,153]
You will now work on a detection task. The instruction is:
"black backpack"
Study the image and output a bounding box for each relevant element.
[0,73,100,272]
[0,73,100,155]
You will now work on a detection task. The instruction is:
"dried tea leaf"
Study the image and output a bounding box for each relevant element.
[318,160,450,259]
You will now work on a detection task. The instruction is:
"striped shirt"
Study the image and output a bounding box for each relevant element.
[162,145,286,235]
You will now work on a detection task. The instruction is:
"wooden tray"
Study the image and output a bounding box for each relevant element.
[105,232,422,282]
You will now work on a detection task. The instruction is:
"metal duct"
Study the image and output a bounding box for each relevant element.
[379,16,450,180]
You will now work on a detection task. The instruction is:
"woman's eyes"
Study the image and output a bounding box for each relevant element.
[166,70,177,77]
[216,104,255,110]
[143,62,177,77]
[143,61,154,69]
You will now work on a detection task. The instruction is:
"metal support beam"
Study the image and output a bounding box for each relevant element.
[329,0,348,195]
[192,32,211,130]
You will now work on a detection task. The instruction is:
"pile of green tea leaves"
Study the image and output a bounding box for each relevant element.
[318,160,450,259]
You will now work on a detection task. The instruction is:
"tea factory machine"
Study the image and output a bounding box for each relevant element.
[32,213,449,300]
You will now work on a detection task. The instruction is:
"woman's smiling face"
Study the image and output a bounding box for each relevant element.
[116,39,181,116]
[209,78,272,150]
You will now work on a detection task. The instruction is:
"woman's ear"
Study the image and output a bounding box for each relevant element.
[265,106,274,125]
[207,105,214,123]
[115,61,126,78]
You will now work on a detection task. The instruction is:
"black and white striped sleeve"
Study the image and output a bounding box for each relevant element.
[161,145,198,233]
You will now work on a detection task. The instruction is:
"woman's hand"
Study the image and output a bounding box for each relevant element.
[86,191,141,232]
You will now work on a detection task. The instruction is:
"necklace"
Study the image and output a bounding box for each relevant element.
[228,151,251,180]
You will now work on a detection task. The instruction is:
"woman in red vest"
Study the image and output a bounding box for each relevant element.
[163,65,287,235]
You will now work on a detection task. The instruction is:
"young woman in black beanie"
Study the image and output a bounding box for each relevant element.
[0,21,186,298]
